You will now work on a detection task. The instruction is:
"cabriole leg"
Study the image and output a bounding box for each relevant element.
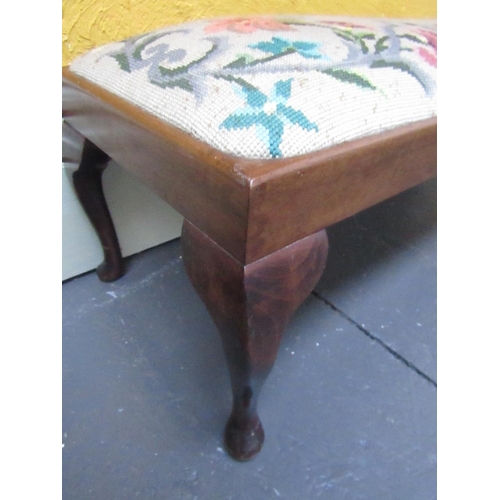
[72,138,124,282]
[182,220,328,461]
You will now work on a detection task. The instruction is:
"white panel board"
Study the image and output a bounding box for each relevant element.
[62,121,183,281]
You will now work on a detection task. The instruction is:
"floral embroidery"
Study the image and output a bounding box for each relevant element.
[314,23,377,55]
[204,17,293,34]
[250,37,325,60]
[107,30,218,91]
[71,16,437,159]
[220,79,318,158]
[101,18,436,96]
[417,29,437,50]
[415,29,437,67]
[322,69,376,90]
[418,47,437,67]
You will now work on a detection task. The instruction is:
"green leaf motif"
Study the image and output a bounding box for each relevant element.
[323,69,377,90]
[165,78,194,92]
[332,29,380,55]
[370,60,427,91]
[159,43,218,77]
[214,74,260,93]
[375,36,390,54]
[399,34,425,44]
[150,76,193,91]
[224,57,246,69]
[159,65,188,77]
[112,53,131,72]
[332,29,358,43]
[247,47,296,66]
[359,39,369,54]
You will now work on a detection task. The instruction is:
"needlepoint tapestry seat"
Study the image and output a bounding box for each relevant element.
[69,15,437,159]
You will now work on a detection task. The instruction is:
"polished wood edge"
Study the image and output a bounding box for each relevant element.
[62,67,247,186]
[63,66,437,266]
[241,118,437,183]
[63,67,436,185]
[244,119,437,262]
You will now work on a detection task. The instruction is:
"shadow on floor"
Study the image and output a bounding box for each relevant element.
[62,179,436,500]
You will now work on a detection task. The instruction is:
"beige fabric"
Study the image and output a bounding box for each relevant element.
[70,15,437,159]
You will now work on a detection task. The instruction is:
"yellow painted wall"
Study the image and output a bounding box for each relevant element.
[62,0,436,66]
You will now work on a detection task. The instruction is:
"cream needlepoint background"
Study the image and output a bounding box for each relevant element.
[69,17,437,159]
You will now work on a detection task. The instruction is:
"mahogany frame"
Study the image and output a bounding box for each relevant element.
[62,66,437,461]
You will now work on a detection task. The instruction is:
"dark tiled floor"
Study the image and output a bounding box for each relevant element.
[62,179,436,500]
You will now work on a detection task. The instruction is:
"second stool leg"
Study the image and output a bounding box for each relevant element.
[73,138,124,282]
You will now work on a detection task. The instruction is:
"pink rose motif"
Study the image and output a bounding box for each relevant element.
[204,17,294,34]
[415,29,437,67]
[418,47,437,67]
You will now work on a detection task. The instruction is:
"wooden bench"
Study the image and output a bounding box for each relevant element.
[62,15,437,461]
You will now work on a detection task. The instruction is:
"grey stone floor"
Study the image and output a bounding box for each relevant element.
[62,179,436,500]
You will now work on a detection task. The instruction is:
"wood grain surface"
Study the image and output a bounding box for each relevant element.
[182,220,329,460]
[63,67,437,265]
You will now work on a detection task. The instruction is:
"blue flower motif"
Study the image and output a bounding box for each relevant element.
[250,37,324,59]
[220,79,319,158]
